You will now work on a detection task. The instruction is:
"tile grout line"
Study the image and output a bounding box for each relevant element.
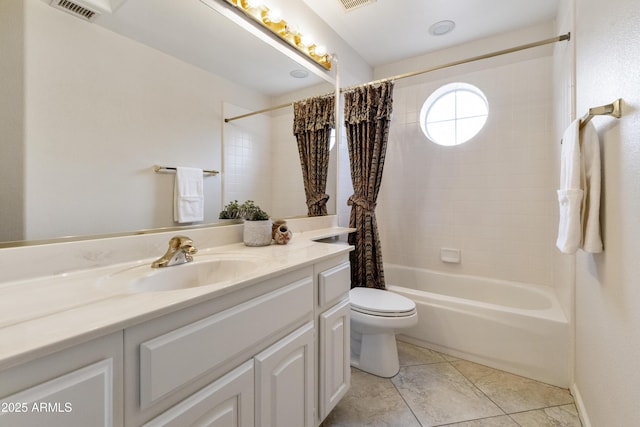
[395,357,507,427]
[434,414,524,427]
[393,357,465,426]
[389,366,425,427]
[394,343,581,427]
[444,360,580,426]
[447,358,580,425]
[447,358,518,425]
[396,358,524,427]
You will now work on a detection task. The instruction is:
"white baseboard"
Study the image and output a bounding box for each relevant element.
[571,383,591,427]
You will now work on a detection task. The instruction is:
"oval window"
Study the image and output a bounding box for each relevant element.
[419,82,488,146]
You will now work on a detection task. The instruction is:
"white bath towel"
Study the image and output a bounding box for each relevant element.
[556,120,584,253]
[174,167,204,223]
[580,122,603,253]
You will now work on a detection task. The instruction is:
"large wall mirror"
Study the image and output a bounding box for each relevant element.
[0,0,337,246]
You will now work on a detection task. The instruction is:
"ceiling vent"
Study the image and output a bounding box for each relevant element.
[338,0,376,12]
[50,0,100,21]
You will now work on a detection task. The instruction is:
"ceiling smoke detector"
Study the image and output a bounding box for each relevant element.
[290,69,309,79]
[429,20,456,36]
[338,0,377,12]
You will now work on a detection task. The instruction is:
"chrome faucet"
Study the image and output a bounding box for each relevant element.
[151,235,198,268]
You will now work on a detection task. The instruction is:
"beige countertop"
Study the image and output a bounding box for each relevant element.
[0,227,354,370]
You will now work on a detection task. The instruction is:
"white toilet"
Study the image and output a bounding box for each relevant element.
[349,287,418,377]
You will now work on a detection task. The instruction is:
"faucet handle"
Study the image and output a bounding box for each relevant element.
[169,235,194,249]
[151,235,198,268]
[171,235,198,259]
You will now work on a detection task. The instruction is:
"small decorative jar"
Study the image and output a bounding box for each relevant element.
[272,220,293,245]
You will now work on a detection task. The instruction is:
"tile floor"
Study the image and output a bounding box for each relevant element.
[322,341,582,427]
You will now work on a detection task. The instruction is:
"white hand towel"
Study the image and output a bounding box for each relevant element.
[580,122,603,253]
[556,120,584,253]
[174,167,204,223]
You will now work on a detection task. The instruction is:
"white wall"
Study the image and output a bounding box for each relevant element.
[573,0,640,425]
[19,0,270,240]
[270,109,305,219]
[376,25,559,287]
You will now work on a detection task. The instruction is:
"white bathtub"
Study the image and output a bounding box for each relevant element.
[385,264,570,387]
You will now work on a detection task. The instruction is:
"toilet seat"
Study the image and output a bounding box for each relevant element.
[350,287,416,318]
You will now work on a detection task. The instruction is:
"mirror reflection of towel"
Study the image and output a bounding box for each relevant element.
[174,167,204,223]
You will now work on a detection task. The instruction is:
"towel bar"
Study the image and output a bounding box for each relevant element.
[153,165,219,175]
[579,98,622,129]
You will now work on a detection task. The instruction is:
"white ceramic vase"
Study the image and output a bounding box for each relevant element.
[243,219,273,246]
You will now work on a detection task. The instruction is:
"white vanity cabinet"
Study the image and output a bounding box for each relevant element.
[0,248,353,427]
[125,267,315,427]
[0,332,124,427]
[315,257,351,423]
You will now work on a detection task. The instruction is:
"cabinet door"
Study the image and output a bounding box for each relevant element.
[255,322,314,427]
[319,299,351,420]
[143,360,254,427]
[0,359,114,427]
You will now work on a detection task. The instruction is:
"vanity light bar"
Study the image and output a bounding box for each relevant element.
[220,0,332,70]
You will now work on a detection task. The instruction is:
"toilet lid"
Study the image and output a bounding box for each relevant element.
[349,287,416,317]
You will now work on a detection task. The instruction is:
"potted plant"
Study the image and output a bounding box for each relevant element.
[240,200,272,246]
[218,200,243,224]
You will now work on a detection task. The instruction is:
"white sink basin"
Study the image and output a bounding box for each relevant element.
[99,253,268,293]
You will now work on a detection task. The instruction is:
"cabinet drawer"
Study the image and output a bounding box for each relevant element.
[318,262,350,309]
[143,360,254,427]
[140,277,313,407]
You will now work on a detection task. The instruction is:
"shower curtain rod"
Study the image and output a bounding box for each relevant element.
[224,32,571,123]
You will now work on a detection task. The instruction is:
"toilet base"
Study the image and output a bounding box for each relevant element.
[350,329,400,378]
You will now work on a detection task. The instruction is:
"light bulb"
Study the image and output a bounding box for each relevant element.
[300,34,315,47]
[267,8,282,22]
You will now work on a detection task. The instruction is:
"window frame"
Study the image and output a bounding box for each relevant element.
[419,82,489,146]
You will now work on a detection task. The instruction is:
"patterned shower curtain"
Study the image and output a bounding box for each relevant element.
[344,81,394,289]
[293,95,335,216]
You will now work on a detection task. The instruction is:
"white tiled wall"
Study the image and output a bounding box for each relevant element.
[377,56,557,286]
[222,103,273,214]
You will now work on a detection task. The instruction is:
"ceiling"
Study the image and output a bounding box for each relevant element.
[86,0,560,95]
[302,0,560,67]
[91,0,334,96]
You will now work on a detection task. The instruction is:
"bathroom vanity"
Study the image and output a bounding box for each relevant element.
[0,221,352,427]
